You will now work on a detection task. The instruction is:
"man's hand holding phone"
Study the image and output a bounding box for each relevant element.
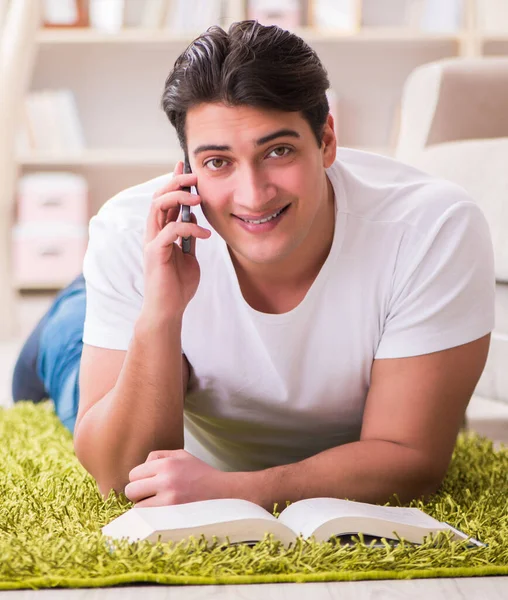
[141,161,211,324]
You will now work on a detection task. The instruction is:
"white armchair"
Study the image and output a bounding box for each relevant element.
[395,57,508,404]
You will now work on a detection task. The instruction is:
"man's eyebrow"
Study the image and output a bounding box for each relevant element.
[192,129,301,157]
[193,144,231,156]
[255,129,301,146]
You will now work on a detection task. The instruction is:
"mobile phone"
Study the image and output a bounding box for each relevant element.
[181,157,193,254]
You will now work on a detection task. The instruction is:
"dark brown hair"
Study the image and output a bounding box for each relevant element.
[161,20,330,153]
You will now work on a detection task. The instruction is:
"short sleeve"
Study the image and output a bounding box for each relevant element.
[375,200,496,359]
[82,214,144,351]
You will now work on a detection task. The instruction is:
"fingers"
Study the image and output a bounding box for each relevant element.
[145,220,211,259]
[151,191,201,236]
[156,190,202,221]
[174,159,184,177]
[152,163,198,200]
[158,220,211,252]
[124,476,156,503]
[145,161,200,244]
[188,212,198,256]
[179,212,198,256]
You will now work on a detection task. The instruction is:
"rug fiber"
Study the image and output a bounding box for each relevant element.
[1,401,507,590]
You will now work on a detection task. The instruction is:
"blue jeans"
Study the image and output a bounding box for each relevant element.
[12,274,86,435]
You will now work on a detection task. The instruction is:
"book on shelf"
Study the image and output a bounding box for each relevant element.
[310,0,362,32]
[247,0,306,29]
[417,0,463,33]
[362,0,463,33]
[101,497,485,548]
[89,0,125,33]
[164,0,225,33]
[17,90,85,157]
[42,0,89,28]
[140,0,171,29]
[23,92,57,154]
[362,0,410,28]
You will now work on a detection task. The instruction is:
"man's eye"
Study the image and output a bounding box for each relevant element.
[268,146,292,158]
[204,158,227,171]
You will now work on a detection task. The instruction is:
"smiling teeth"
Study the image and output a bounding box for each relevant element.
[241,207,285,224]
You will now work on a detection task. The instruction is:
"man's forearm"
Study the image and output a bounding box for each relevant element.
[236,440,442,511]
[74,316,184,496]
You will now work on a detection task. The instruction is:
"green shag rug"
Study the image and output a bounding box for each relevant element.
[0,401,507,590]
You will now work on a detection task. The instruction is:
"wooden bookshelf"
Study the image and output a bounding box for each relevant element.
[36,26,466,45]
[19,148,181,167]
[19,145,393,169]
[484,35,508,42]
[0,0,504,316]
[36,27,194,44]
[23,24,467,176]
[12,0,507,296]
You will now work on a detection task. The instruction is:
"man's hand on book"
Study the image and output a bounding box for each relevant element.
[124,449,235,507]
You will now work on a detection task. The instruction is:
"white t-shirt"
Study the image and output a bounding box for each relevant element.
[82,148,496,471]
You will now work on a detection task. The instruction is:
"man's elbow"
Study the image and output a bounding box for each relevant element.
[74,443,127,501]
[392,472,443,505]
[97,479,126,501]
[74,433,131,500]
[418,475,443,502]
[391,446,448,504]
[412,460,448,502]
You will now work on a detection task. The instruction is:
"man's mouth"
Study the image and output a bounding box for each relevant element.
[235,204,291,224]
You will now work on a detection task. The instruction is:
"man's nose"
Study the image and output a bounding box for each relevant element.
[235,166,277,209]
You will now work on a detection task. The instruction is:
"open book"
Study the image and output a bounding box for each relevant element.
[101,497,484,548]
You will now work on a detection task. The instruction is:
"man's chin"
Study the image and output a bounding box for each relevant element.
[227,241,293,267]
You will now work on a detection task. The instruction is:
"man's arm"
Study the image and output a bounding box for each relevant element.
[239,335,490,510]
[74,317,188,499]
[74,161,210,499]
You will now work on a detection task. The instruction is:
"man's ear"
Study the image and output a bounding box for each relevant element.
[321,113,337,168]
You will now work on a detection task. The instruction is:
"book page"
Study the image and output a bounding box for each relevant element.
[102,498,299,546]
[278,498,441,539]
[135,498,277,531]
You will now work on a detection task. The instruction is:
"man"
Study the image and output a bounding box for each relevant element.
[13,21,495,511]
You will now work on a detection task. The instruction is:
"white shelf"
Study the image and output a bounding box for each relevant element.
[36,26,465,45]
[298,27,464,43]
[18,148,181,168]
[482,34,508,42]
[13,2,485,296]
[37,27,194,44]
[18,146,393,168]
[16,281,73,291]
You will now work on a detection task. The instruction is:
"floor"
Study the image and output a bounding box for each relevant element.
[1,292,507,599]
[0,578,507,599]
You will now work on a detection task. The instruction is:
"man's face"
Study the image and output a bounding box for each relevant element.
[186,103,336,267]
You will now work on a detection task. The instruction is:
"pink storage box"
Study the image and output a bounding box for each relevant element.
[17,172,89,226]
[12,223,88,289]
[247,0,302,28]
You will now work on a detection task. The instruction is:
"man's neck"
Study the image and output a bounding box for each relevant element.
[230,177,336,314]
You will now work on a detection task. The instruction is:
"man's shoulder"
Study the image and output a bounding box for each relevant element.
[92,172,173,233]
[331,147,476,232]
